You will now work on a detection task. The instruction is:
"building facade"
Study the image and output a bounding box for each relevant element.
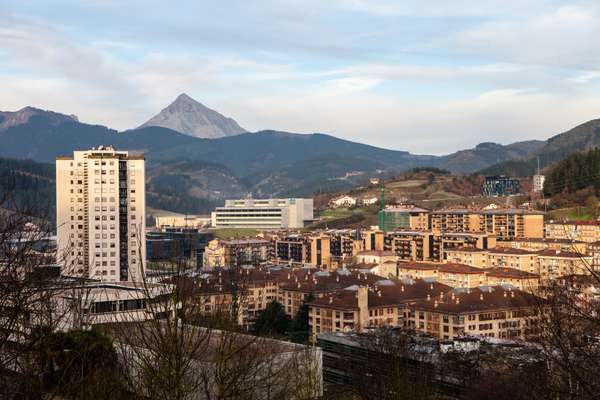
[211,198,313,229]
[378,205,429,232]
[56,146,145,282]
[482,176,520,196]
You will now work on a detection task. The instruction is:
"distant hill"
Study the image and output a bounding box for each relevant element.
[0,157,55,219]
[544,147,600,196]
[437,141,543,173]
[2,104,599,214]
[138,93,247,139]
[477,119,600,177]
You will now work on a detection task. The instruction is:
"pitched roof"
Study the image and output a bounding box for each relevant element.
[413,286,542,314]
[484,267,539,279]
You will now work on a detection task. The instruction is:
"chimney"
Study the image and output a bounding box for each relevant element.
[357,286,369,331]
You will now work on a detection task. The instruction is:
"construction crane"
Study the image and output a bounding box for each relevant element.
[378,180,385,231]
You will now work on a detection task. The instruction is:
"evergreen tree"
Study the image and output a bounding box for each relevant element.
[288,293,315,344]
[254,300,289,337]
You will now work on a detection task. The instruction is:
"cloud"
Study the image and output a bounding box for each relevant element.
[2,0,600,155]
[451,5,600,69]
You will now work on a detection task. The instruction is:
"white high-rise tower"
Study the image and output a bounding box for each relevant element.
[56,146,146,282]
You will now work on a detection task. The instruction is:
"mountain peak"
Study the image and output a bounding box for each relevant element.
[175,93,193,102]
[0,106,78,132]
[138,94,247,139]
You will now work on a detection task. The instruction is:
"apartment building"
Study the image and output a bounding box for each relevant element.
[434,232,496,261]
[203,238,272,268]
[328,229,365,267]
[431,209,481,234]
[363,228,385,251]
[397,261,439,281]
[385,231,432,262]
[399,261,540,292]
[481,209,544,240]
[412,286,541,340]
[487,248,539,273]
[546,220,600,243]
[278,269,381,317]
[444,247,488,267]
[536,249,592,280]
[211,198,313,229]
[308,279,451,340]
[398,261,486,288]
[384,230,496,263]
[379,205,429,232]
[437,263,487,288]
[484,268,540,292]
[497,237,587,253]
[56,146,145,282]
[533,174,545,193]
[446,247,592,281]
[274,233,332,268]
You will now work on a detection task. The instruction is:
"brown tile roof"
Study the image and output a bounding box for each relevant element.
[482,209,544,215]
[488,248,537,256]
[309,279,451,310]
[413,286,542,314]
[277,270,380,293]
[438,263,485,274]
[547,220,600,226]
[357,250,393,256]
[484,267,539,279]
[445,247,487,253]
[535,249,587,258]
[399,262,440,271]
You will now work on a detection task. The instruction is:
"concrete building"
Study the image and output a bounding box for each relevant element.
[384,230,496,263]
[330,195,357,208]
[431,208,481,234]
[546,220,600,243]
[211,198,313,229]
[155,214,211,230]
[308,279,451,340]
[481,209,544,240]
[203,238,272,268]
[533,174,545,193]
[412,286,542,341]
[482,175,520,196]
[484,268,540,292]
[56,146,145,282]
[497,237,587,254]
[379,205,429,232]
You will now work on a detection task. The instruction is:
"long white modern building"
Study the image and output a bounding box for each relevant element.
[56,146,146,282]
[211,198,313,229]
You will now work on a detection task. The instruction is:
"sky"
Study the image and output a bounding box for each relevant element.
[2,0,600,154]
